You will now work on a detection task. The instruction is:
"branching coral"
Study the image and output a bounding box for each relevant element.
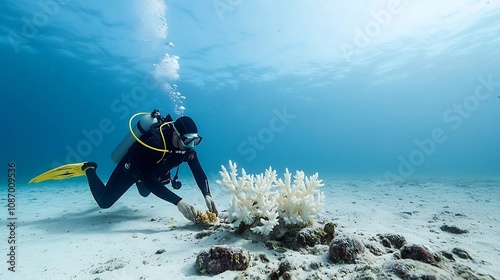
[276,169,325,226]
[217,161,279,234]
[216,160,325,235]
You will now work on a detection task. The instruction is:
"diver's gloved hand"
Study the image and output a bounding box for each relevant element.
[177,199,197,221]
[204,195,218,217]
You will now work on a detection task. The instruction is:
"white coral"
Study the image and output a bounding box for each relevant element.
[276,169,325,226]
[216,160,325,235]
[217,161,280,234]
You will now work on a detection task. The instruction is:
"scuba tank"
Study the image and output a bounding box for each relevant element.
[111,109,161,164]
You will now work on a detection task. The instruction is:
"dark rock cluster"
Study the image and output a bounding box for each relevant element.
[280,222,336,251]
[270,260,294,280]
[400,244,440,266]
[378,233,406,249]
[328,235,365,264]
[195,245,250,275]
[239,220,336,253]
[192,220,493,279]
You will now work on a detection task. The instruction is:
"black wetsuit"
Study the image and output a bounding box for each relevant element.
[85,125,211,209]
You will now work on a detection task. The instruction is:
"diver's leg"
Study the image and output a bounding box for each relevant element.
[85,167,105,202]
[85,162,136,209]
[136,181,151,197]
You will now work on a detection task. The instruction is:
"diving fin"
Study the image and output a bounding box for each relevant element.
[29,162,87,183]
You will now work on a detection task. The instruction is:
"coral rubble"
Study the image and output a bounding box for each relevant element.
[195,210,217,225]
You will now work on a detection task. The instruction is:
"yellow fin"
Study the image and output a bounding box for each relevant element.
[29,162,86,183]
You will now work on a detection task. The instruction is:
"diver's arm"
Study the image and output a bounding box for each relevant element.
[187,154,218,215]
[142,171,182,205]
[187,153,211,197]
[143,170,196,220]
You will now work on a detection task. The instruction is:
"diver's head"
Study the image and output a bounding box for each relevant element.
[172,116,202,150]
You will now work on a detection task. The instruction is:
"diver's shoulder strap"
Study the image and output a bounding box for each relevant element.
[150,122,173,143]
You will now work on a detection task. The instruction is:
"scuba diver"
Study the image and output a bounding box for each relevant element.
[29,110,218,221]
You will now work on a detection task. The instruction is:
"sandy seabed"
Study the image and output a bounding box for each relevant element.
[1,177,499,279]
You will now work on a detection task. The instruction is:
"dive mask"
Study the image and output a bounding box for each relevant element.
[179,133,202,148]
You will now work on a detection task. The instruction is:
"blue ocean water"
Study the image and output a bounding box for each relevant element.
[1,0,499,184]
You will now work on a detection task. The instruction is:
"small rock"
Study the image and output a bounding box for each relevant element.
[454,263,494,279]
[365,241,386,256]
[378,234,406,249]
[440,225,468,234]
[309,262,322,270]
[195,245,251,275]
[271,260,295,280]
[440,250,455,261]
[258,253,269,263]
[91,258,128,274]
[386,260,451,279]
[282,272,292,280]
[452,248,472,260]
[297,230,319,247]
[324,222,335,236]
[195,230,213,239]
[279,260,293,274]
[400,244,440,266]
[355,265,381,280]
[328,235,365,264]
